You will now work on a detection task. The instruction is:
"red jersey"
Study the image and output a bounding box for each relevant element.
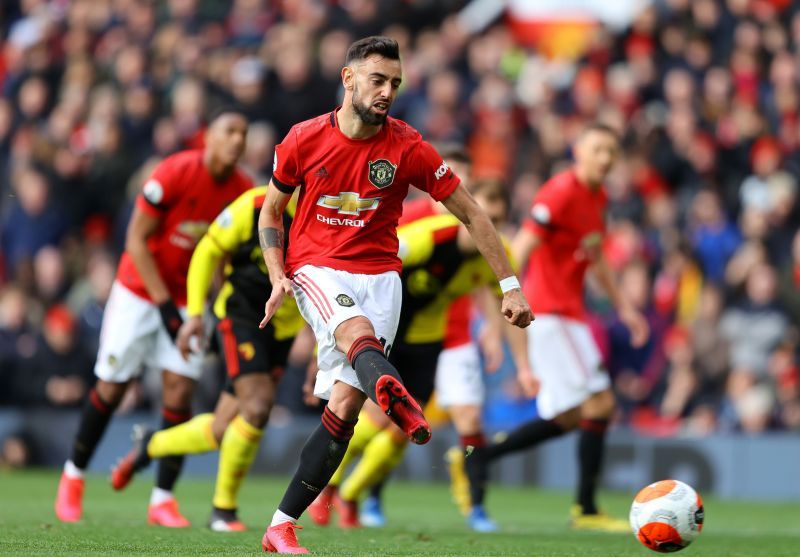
[399,197,471,348]
[117,150,252,306]
[273,110,460,276]
[522,169,607,320]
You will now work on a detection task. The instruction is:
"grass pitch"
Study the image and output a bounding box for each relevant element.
[1,470,798,556]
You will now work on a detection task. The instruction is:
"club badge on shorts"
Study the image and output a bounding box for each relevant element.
[336,294,355,307]
[368,159,397,189]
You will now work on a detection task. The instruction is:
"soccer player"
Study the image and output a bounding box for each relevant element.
[110,186,307,531]
[257,36,532,554]
[462,123,650,531]
[54,107,252,527]
[308,178,514,533]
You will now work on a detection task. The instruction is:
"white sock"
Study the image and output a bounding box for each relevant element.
[150,487,174,506]
[63,460,84,479]
[270,509,297,527]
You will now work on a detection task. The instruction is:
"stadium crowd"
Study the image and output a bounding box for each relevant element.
[1,0,799,467]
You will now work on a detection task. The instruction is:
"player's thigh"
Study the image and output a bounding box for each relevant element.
[435,343,485,410]
[362,398,391,428]
[290,265,363,399]
[581,387,616,419]
[388,341,441,406]
[149,306,204,382]
[94,282,160,383]
[357,270,403,351]
[529,315,605,420]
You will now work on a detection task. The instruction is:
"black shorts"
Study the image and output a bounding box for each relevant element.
[388,341,442,406]
[216,316,293,383]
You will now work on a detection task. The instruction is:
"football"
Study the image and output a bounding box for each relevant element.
[629,480,705,552]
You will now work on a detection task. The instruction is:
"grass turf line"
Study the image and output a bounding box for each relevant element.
[1,470,798,556]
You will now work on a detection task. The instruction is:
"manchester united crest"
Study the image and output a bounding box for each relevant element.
[368,159,397,189]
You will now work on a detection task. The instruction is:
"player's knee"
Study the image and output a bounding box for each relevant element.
[334,316,376,354]
[95,379,128,407]
[162,376,195,408]
[239,397,272,429]
[554,407,581,430]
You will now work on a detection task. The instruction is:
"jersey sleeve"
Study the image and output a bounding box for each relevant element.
[408,140,460,202]
[523,184,569,238]
[272,127,302,193]
[136,159,182,217]
[397,221,436,267]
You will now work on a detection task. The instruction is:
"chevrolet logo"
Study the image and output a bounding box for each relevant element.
[316,192,381,216]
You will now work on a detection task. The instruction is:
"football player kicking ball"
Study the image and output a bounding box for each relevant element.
[309,178,517,534]
[55,108,252,527]
[463,123,650,532]
[257,36,532,554]
[110,186,306,532]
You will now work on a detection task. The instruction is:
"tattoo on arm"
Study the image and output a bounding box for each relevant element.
[258,227,284,251]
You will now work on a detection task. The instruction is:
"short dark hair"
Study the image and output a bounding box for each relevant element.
[580,121,621,142]
[345,36,400,65]
[206,104,248,125]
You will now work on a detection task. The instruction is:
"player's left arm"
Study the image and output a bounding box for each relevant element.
[442,184,533,328]
[590,254,650,347]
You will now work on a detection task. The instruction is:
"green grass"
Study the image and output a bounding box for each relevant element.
[1,470,799,556]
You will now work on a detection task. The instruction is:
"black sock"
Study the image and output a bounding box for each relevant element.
[347,336,402,404]
[155,407,191,492]
[576,419,608,515]
[369,479,386,500]
[461,433,488,508]
[485,418,564,461]
[278,406,357,519]
[71,388,118,469]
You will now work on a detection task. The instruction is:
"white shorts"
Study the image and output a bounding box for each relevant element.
[434,343,485,408]
[94,281,204,382]
[290,265,402,400]
[527,314,610,420]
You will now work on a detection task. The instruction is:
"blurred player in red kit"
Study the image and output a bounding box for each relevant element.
[55,107,252,528]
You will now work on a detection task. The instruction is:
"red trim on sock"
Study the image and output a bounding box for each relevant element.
[460,433,487,448]
[579,419,609,434]
[162,407,192,424]
[89,388,111,414]
[321,407,356,440]
[346,335,384,365]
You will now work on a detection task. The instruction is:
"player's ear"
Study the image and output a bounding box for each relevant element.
[342,65,354,91]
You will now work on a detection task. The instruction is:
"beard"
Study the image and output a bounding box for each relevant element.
[352,87,388,126]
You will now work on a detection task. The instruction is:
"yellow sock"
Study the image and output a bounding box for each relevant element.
[340,430,407,501]
[147,412,218,458]
[212,415,263,510]
[329,412,383,487]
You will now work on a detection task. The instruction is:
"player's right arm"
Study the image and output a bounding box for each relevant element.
[258,182,294,328]
[125,205,183,341]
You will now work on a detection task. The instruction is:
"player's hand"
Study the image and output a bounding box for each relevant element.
[620,307,650,348]
[516,366,540,398]
[177,316,205,361]
[260,277,294,328]
[478,327,504,373]
[501,289,534,328]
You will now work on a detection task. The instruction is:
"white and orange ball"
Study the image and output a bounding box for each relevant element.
[629,480,704,553]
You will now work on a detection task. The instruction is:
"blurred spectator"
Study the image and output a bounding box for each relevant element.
[11,305,94,408]
[0,285,36,405]
[1,167,68,279]
[720,263,789,431]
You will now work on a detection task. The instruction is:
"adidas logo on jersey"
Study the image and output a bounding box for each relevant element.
[315,166,329,178]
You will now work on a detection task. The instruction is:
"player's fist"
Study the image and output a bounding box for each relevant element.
[260,277,294,328]
[177,316,205,361]
[501,289,534,328]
